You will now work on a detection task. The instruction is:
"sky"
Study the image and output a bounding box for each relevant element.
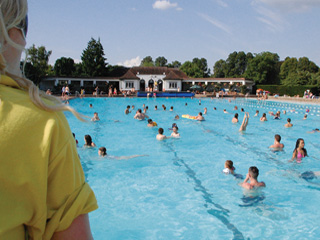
[27,0,320,73]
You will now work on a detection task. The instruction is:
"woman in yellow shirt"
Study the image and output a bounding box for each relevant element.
[0,1,98,239]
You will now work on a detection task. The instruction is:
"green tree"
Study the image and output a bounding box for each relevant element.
[155,56,168,67]
[106,65,129,77]
[81,37,107,77]
[280,57,298,83]
[25,44,52,85]
[213,59,226,77]
[244,52,280,84]
[54,57,75,76]
[192,57,210,77]
[180,61,202,78]
[140,56,154,67]
[297,57,319,73]
[167,60,181,68]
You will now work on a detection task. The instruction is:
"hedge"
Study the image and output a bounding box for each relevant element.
[255,85,320,97]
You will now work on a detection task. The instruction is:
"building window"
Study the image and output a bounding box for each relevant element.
[169,82,177,89]
[125,81,134,88]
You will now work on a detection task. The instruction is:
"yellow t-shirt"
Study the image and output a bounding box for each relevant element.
[0,75,98,239]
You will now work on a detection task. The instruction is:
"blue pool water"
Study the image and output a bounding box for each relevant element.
[66,97,320,240]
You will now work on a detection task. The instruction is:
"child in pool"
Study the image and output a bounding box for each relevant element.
[223,160,235,174]
[290,138,307,163]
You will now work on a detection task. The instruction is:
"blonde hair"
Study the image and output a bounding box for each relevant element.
[0,0,85,121]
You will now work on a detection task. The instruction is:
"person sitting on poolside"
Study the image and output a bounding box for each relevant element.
[260,113,267,121]
[147,119,157,127]
[254,110,259,117]
[241,166,265,190]
[232,113,239,123]
[174,115,180,120]
[223,160,235,175]
[239,112,249,131]
[157,128,169,140]
[171,126,180,138]
[290,138,307,163]
[134,109,149,120]
[196,112,205,121]
[125,105,131,114]
[170,106,174,111]
[269,134,284,149]
[91,112,100,121]
[303,114,308,120]
[84,134,96,147]
[284,118,293,128]
[204,107,207,115]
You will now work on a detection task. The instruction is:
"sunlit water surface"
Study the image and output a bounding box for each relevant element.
[65,97,320,240]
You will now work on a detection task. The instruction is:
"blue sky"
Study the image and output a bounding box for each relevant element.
[27,0,320,72]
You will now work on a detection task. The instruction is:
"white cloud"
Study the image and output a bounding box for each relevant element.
[117,56,141,68]
[255,0,320,12]
[198,13,232,35]
[216,0,228,8]
[254,6,285,32]
[152,0,181,11]
[74,59,82,64]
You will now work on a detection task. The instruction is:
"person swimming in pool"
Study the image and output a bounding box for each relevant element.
[284,118,293,128]
[239,112,249,131]
[157,128,169,140]
[147,119,157,127]
[174,115,180,120]
[269,134,284,149]
[170,126,180,138]
[260,113,267,121]
[223,160,235,175]
[84,135,96,147]
[254,110,259,117]
[125,105,131,114]
[290,138,307,163]
[308,128,320,133]
[232,113,239,123]
[303,114,308,120]
[196,112,205,121]
[134,109,148,120]
[170,106,174,111]
[241,166,265,190]
[98,146,148,160]
[204,107,207,115]
[91,112,100,121]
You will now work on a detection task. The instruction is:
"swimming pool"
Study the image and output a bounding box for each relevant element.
[66,97,320,240]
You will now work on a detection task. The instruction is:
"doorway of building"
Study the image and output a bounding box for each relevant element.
[157,80,163,92]
[148,79,154,91]
[140,80,145,91]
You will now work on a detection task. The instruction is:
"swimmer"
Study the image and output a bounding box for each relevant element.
[174,115,180,120]
[199,99,201,105]
[273,112,280,120]
[303,114,308,120]
[155,105,158,110]
[268,111,275,116]
[290,138,307,163]
[214,107,217,110]
[170,126,180,138]
[147,119,157,127]
[89,103,93,108]
[196,112,205,121]
[300,171,320,180]
[260,113,267,121]
[223,109,228,114]
[269,134,284,149]
[99,146,148,160]
[232,113,239,123]
[125,105,131,114]
[284,118,293,128]
[142,104,145,109]
[254,110,259,117]
[234,106,238,110]
[241,108,244,112]
[223,160,235,175]
[132,105,135,110]
[308,128,320,133]
[283,110,286,114]
[84,135,96,147]
[170,106,173,111]
[163,106,166,111]
[143,106,148,113]
[169,123,178,130]
[204,107,207,115]
[134,109,149,120]
[185,103,188,106]
[241,166,265,190]
[157,128,169,140]
[91,112,100,121]
[239,112,249,131]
